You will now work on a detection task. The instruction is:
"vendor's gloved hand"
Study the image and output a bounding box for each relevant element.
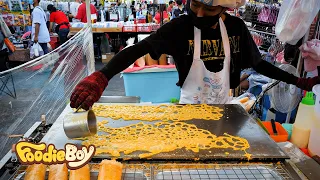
[70,71,108,110]
[296,76,320,91]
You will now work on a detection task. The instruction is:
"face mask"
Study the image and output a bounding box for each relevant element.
[188,9,223,30]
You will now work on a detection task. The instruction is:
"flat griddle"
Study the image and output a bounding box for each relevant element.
[41,104,289,161]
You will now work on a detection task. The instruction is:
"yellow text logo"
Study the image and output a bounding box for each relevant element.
[15,142,95,170]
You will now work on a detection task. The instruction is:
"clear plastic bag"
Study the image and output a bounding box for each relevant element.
[275,0,320,45]
[30,43,44,58]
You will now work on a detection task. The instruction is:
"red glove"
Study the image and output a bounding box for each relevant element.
[70,71,108,110]
[296,76,320,91]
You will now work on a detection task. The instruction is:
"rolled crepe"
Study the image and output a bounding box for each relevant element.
[24,164,46,180]
[98,160,123,180]
[69,164,90,180]
[48,164,68,180]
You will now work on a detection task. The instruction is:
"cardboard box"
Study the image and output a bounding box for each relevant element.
[102,53,115,64]
[8,48,31,62]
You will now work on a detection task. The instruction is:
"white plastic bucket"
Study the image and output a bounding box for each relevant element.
[312,85,320,121]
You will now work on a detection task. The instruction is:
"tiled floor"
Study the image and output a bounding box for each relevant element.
[0,61,125,159]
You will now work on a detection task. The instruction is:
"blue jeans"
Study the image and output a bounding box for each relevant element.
[58,28,70,45]
[39,43,49,54]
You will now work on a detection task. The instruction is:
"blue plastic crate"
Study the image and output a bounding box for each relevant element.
[122,68,181,103]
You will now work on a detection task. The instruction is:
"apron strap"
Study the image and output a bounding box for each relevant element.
[193,27,201,60]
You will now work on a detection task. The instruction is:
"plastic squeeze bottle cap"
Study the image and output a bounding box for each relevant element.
[301,92,315,105]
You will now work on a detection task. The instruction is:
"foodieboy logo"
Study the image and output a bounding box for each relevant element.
[15,142,95,170]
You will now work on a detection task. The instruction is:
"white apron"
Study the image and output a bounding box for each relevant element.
[179,18,231,104]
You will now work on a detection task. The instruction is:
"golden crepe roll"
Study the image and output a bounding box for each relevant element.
[24,164,46,180]
[48,163,68,180]
[98,160,123,180]
[69,164,90,180]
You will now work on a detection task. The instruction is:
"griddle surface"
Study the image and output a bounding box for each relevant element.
[42,104,288,161]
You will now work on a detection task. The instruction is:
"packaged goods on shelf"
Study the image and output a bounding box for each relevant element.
[1,14,14,26]
[0,0,10,13]
[13,14,25,27]
[24,14,31,26]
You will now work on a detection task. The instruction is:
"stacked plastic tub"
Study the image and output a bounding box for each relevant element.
[121,65,181,103]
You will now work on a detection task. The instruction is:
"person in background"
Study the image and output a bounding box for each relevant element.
[70,0,81,22]
[130,1,137,19]
[153,4,169,24]
[31,0,50,54]
[47,4,70,45]
[172,0,186,18]
[0,18,11,72]
[69,0,98,23]
[167,1,175,15]
[45,10,51,29]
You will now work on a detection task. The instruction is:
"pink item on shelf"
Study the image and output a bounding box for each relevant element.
[21,31,31,39]
[123,65,176,73]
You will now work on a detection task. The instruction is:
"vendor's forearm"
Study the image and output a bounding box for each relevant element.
[35,23,40,38]
[253,60,298,85]
[99,40,152,80]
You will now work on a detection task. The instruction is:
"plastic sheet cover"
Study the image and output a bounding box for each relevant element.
[0,26,95,158]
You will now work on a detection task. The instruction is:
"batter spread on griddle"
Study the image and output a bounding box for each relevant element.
[80,121,251,159]
[92,104,223,121]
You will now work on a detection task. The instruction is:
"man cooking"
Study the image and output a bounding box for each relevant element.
[70,0,320,110]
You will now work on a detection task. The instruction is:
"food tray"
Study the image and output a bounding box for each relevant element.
[11,164,150,180]
[153,163,292,180]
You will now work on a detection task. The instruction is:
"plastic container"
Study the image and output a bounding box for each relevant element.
[262,122,289,142]
[282,123,293,140]
[123,25,137,32]
[308,119,320,156]
[291,92,315,148]
[313,85,320,121]
[122,67,180,103]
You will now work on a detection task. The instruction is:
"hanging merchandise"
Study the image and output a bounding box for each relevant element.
[257,5,279,25]
[299,21,320,74]
[268,39,284,57]
[0,0,10,13]
[275,0,320,45]
[250,30,281,53]
[300,39,320,72]
[24,14,31,26]
[251,32,264,46]
[13,14,25,27]
[9,0,23,12]
[244,2,279,33]
[20,0,29,12]
[0,15,13,37]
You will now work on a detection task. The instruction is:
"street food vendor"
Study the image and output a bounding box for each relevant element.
[70,0,320,110]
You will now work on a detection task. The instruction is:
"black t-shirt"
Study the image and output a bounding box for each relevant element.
[173,7,186,18]
[100,13,297,89]
[143,13,262,89]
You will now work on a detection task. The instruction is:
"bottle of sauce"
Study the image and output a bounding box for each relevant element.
[291,92,315,149]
